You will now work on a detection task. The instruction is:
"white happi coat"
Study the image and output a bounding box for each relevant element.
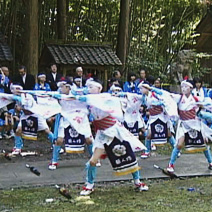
[85,93,146,152]
[171,93,212,142]
[121,93,145,129]
[145,91,173,131]
[58,94,91,138]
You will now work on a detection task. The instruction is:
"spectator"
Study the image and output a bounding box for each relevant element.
[146,75,155,86]
[123,72,138,93]
[75,67,86,87]
[0,67,10,93]
[1,66,11,93]
[154,78,162,89]
[107,77,121,93]
[192,77,208,101]
[0,107,9,139]
[73,77,83,89]
[13,65,35,90]
[34,73,51,91]
[112,70,123,88]
[46,63,62,91]
[135,69,146,84]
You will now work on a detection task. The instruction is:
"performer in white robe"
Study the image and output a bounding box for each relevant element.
[4,84,54,155]
[137,81,177,159]
[76,79,148,196]
[164,80,212,172]
[48,81,94,170]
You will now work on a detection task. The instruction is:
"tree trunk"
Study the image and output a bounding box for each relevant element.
[116,0,130,72]
[25,0,38,76]
[57,0,67,41]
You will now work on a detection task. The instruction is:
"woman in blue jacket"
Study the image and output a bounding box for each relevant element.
[123,72,138,93]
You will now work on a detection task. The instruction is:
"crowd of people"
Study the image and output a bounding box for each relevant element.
[1,64,212,196]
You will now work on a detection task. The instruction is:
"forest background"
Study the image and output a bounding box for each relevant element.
[0,0,211,84]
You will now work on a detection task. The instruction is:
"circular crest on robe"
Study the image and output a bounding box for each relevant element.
[68,126,79,138]
[26,119,34,127]
[188,129,198,139]
[112,144,127,157]
[155,124,164,133]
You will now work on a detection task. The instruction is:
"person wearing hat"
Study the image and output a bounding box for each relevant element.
[34,73,51,91]
[164,79,212,172]
[76,78,148,195]
[48,80,94,170]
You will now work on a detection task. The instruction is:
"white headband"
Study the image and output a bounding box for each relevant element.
[37,74,46,78]
[86,79,102,90]
[181,80,193,88]
[110,84,122,91]
[57,81,71,88]
[10,84,23,91]
[138,82,151,90]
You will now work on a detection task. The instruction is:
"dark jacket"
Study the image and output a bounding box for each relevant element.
[13,74,35,90]
[46,72,62,91]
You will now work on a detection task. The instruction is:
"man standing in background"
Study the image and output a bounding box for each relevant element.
[13,66,35,90]
[46,63,62,91]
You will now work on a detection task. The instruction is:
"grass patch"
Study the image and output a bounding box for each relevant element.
[1,177,212,212]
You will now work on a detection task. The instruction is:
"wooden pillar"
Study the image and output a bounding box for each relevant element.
[25,0,38,76]
[104,69,108,92]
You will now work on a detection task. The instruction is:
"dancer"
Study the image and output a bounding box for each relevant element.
[166,80,212,172]
[48,80,94,170]
[1,84,55,155]
[75,79,148,195]
[137,81,177,159]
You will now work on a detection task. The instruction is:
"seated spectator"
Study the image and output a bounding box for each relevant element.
[0,107,9,139]
[192,77,208,101]
[34,73,51,91]
[109,84,123,95]
[8,103,23,133]
[112,70,123,88]
[71,77,87,95]
[73,77,83,89]
[123,72,138,93]
[108,77,122,93]
[154,78,162,89]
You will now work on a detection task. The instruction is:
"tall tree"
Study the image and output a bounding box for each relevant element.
[116,0,130,72]
[57,0,67,41]
[25,0,38,76]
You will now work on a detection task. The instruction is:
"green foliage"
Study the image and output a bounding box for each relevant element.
[0,0,209,80]
[1,177,212,212]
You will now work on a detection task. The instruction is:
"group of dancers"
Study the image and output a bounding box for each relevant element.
[1,76,212,196]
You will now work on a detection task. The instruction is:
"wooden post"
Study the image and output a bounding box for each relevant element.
[104,69,108,92]
[25,0,38,76]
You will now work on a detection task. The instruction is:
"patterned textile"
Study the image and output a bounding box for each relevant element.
[150,118,168,145]
[184,129,206,153]
[93,115,116,131]
[123,121,139,136]
[104,137,140,176]
[64,125,85,153]
[21,116,38,140]
[148,105,163,116]
[178,108,196,120]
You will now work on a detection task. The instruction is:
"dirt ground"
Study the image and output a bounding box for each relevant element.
[0,132,91,164]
